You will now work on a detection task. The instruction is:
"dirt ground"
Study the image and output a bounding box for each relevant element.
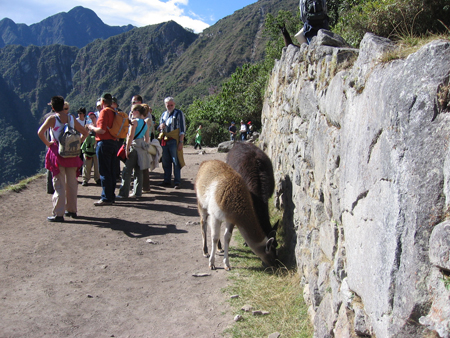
[0,146,234,338]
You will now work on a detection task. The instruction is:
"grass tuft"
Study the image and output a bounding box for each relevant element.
[223,230,313,338]
[380,33,450,63]
[0,174,44,196]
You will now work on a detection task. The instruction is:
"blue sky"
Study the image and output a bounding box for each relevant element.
[1,0,258,33]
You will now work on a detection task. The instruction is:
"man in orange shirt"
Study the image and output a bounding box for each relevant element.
[87,93,117,206]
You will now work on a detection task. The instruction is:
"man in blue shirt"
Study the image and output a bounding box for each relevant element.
[229,121,237,141]
[158,97,186,189]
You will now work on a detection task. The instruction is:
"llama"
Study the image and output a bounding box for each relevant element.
[226,142,278,246]
[195,160,277,270]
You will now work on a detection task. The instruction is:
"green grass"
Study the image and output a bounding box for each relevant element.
[222,198,313,338]
[222,231,313,338]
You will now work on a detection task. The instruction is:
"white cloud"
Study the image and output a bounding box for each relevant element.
[77,0,209,32]
[2,0,210,33]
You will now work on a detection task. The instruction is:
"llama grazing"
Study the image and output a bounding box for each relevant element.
[226,142,278,246]
[195,160,277,270]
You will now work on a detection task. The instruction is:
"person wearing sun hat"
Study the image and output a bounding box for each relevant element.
[247,120,254,139]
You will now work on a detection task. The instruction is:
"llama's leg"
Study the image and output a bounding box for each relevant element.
[217,239,224,254]
[209,217,221,270]
[223,222,234,271]
[199,206,209,257]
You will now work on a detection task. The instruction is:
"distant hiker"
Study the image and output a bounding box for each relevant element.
[157,97,186,189]
[298,0,329,44]
[129,95,143,118]
[76,107,88,128]
[142,103,154,193]
[37,95,89,222]
[194,125,202,150]
[247,121,254,139]
[81,112,100,186]
[130,95,156,138]
[87,93,118,206]
[76,106,87,160]
[117,104,151,200]
[229,121,237,141]
[94,99,101,118]
[240,120,248,141]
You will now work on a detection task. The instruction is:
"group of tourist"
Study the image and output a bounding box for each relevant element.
[228,120,254,141]
[38,94,186,222]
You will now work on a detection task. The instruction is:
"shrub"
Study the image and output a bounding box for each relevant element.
[185,119,228,147]
[333,0,450,47]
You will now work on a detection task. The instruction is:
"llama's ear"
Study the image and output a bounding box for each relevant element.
[265,237,275,254]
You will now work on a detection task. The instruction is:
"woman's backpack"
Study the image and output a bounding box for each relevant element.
[56,115,81,158]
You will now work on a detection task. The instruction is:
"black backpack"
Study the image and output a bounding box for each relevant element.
[300,0,327,23]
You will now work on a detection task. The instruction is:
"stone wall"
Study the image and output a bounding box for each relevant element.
[259,31,450,337]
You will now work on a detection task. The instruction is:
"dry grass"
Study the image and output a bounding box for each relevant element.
[381,33,450,63]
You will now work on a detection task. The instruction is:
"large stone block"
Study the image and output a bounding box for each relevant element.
[429,220,450,270]
[261,31,450,338]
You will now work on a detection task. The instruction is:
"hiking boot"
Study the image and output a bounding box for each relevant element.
[64,211,77,218]
[158,181,171,187]
[81,181,88,186]
[174,184,181,189]
[94,199,113,206]
[47,216,64,222]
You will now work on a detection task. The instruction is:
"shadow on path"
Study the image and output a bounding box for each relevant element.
[68,216,188,238]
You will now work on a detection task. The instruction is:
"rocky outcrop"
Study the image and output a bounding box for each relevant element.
[260,31,450,337]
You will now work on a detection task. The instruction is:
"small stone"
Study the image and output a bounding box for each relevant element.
[230,294,239,299]
[268,332,281,338]
[185,221,200,226]
[87,294,93,298]
[192,273,211,277]
[241,304,253,312]
[234,314,243,322]
[252,310,263,316]
[146,239,158,244]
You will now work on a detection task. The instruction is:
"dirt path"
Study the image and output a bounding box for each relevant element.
[0,146,232,338]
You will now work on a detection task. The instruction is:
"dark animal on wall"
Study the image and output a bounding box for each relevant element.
[226,141,278,246]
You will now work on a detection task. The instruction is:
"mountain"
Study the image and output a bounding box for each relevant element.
[0,0,299,186]
[66,0,298,111]
[0,6,134,48]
